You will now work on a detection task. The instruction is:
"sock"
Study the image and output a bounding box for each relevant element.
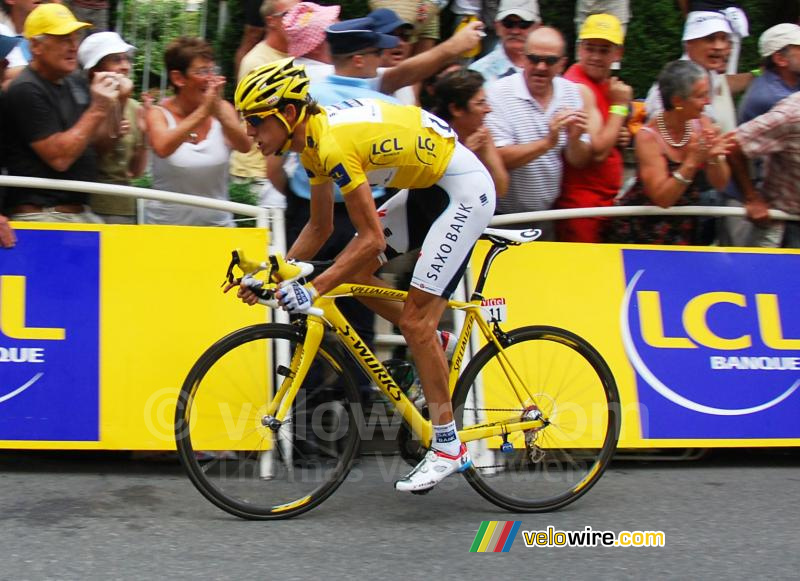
[432,420,461,456]
[437,330,456,360]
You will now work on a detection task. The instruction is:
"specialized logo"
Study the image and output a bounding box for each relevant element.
[621,249,800,439]
[0,230,100,441]
[470,521,521,552]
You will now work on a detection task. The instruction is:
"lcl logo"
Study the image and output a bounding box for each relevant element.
[0,275,65,403]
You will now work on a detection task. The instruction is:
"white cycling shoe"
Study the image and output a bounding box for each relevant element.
[395,443,472,493]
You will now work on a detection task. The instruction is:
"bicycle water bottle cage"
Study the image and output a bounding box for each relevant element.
[268,254,314,284]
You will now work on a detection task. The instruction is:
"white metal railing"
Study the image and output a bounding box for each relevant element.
[489,204,800,226]
[0,176,270,229]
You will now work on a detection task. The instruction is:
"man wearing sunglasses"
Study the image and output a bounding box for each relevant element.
[484,25,594,236]
[470,0,540,84]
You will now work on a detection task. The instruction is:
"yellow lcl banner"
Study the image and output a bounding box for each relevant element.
[0,223,267,450]
[1,224,798,450]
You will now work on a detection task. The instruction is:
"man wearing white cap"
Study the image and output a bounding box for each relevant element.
[739,23,800,122]
[677,1,748,74]
[470,0,540,84]
[645,10,753,131]
[721,24,800,247]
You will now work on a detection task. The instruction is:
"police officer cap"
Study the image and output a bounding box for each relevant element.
[326,15,400,55]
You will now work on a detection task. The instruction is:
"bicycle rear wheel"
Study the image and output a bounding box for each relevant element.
[452,325,619,512]
[175,323,362,520]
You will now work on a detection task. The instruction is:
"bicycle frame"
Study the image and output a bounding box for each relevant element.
[262,282,547,450]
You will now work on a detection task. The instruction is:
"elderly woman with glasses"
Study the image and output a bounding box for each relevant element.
[144,36,251,226]
[605,60,731,245]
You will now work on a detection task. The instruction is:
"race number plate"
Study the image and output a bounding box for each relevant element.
[480,298,507,323]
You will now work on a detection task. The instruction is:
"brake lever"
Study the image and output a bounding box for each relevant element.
[222,250,241,287]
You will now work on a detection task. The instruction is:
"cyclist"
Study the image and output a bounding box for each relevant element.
[232,57,496,493]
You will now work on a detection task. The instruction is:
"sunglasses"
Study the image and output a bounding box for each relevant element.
[244,113,271,128]
[501,17,535,30]
[525,53,561,66]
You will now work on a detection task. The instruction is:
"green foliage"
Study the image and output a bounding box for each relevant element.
[114,0,206,96]
[228,179,261,228]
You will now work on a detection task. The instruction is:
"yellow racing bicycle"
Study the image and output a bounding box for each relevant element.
[174,228,620,520]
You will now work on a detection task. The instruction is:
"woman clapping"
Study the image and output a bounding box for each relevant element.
[145,37,251,226]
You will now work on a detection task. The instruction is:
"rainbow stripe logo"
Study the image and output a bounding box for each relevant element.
[469,521,521,552]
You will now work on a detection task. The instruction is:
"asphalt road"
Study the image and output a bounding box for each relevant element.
[1,449,798,580]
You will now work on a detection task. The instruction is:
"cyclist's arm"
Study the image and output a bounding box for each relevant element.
[286,182,335,261]
[308,181,386,296]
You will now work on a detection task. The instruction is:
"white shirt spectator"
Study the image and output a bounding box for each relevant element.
[485,73,585,214]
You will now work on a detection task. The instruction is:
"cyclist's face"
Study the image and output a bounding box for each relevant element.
[246,114,288,156]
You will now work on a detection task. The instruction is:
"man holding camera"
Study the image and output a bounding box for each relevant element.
[1,3,120,227]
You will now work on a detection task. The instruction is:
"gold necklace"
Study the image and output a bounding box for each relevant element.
[656,112,691,148]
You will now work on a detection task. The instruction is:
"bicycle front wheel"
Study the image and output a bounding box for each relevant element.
[175,323,362,520]
[453,325,619,512]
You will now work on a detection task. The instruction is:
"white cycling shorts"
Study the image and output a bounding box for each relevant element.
[377,142,496,297]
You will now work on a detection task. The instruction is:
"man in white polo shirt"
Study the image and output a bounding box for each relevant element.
[484,25,593,237]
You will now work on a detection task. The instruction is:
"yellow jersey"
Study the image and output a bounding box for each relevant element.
[300,99,457,195]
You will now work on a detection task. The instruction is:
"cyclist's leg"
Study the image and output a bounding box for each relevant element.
[398,287,450,425]
[391,143,495,491]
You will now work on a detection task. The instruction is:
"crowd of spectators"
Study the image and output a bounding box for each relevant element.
[0,0,799,250]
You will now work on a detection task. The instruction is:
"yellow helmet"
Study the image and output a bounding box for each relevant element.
[235,57,309,116]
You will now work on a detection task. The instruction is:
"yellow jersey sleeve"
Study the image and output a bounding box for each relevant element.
[300,100,456,195]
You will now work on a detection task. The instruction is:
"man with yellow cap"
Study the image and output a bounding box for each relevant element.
[0,3,121,225]
[556,13,632,243]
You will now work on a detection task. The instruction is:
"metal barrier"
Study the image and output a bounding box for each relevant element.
[0,176,270,229]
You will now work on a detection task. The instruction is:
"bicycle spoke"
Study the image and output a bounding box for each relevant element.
[453,326,619,512]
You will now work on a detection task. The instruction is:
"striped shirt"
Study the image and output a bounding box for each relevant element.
[737,92,800,216]
[485,74,585,214]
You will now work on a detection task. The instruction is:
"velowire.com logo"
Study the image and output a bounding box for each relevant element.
[469,521,521,552]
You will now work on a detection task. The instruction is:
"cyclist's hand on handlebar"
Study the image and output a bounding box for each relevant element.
[276,281,319,314]
[223,275,264,306]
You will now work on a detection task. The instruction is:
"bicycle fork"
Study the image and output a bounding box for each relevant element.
[258,318,326,479]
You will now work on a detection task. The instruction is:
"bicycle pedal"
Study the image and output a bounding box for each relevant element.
[410,487,433,496]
